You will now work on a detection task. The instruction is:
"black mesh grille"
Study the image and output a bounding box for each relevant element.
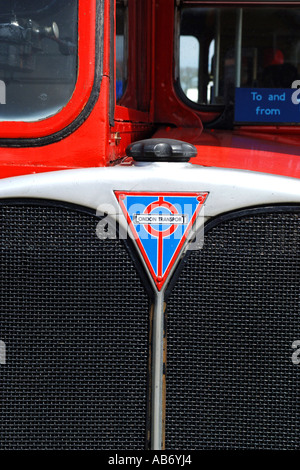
[166,209,300,450]
[0,202,150,450]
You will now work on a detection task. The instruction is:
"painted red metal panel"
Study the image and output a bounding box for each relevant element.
[111,0,156,161]
[153,126,300,179]
[154,0,203,128]
[0,0,300,181]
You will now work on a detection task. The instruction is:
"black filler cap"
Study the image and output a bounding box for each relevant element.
[126,138,197,163]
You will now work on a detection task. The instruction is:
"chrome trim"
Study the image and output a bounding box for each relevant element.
[0,163,299,216]
[151,290,165,450]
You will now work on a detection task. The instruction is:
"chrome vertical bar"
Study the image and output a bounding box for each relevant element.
[151,289,165,450]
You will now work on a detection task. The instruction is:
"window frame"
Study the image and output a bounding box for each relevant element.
[175,0,300,123]
[175,4,225,113]
[114,0,154,123]
[0,0,98,140]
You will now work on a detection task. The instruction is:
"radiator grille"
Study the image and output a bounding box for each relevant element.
[0,202,150,450]
[166,209,300,450]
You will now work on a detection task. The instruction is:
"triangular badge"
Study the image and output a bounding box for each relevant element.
[115,191,208,291]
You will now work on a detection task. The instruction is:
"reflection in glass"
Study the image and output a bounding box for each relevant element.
[179,7,300,106]
[0,0,78,121]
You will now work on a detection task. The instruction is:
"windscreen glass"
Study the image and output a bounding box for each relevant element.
[179,7,300,124]
[0,0,78,122]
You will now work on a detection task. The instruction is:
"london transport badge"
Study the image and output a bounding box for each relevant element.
[115,191,208,290]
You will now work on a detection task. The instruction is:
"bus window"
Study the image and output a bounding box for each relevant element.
[178,6,300,111]
[0,0,78,122]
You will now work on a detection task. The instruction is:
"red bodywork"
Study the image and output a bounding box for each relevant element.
[0,0,299,180]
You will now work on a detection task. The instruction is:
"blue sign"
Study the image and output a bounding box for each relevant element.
[235,88,300,123]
